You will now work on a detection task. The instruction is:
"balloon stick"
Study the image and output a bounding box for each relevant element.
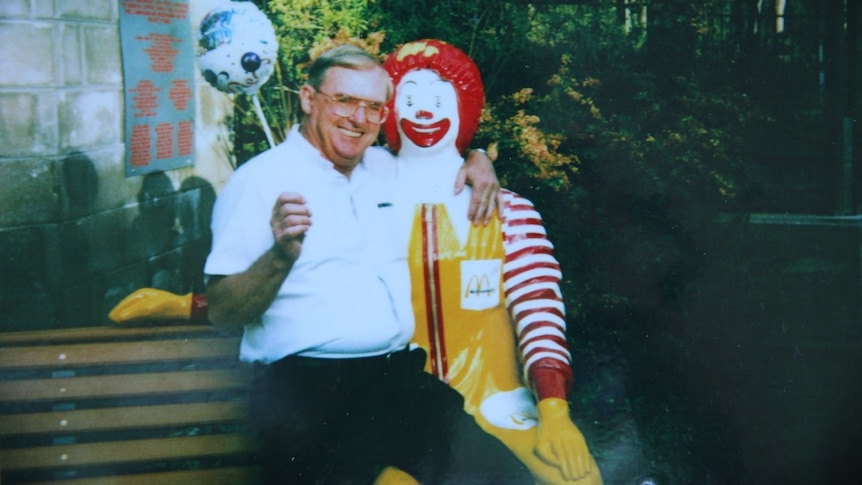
[252,93,275,148]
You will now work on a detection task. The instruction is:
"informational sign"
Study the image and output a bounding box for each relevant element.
[119,0,196,176]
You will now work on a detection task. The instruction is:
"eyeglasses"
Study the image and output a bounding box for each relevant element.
[315,89,390,124]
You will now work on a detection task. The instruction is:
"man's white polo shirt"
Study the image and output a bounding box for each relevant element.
[204,126,413,363]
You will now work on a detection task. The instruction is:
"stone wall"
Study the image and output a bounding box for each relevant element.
[0,0,233,331]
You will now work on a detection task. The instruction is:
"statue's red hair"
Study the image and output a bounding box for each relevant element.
[382,39,484,155]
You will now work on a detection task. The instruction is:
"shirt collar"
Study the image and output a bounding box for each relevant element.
[289,124,370,179]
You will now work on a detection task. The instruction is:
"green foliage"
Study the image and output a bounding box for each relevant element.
[234,0,385,163]
[476,61,599,192]
[465,3,756,244]
[375,1,532,97]
[230,0,767,309]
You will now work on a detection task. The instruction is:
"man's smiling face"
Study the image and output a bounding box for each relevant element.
[300,65,391,175]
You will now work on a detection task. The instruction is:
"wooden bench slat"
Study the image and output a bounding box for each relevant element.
[28,466,262,485]
[0,368,251,403]
[0,326,261,482]
[0,401,250,436]
[0,434,258,471]
[0,338,240,370]
[0,326,228,346]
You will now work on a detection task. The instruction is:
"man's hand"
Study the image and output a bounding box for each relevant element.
[206,192,310,328]
[456,149,501,225]
[270,192,311,263]
[534,398,594,482]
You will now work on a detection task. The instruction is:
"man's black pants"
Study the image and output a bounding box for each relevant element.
[251,347,533,484]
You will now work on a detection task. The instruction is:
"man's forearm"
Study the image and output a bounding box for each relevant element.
[206,246,295,329]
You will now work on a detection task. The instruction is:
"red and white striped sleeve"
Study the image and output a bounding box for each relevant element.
[500,190,573,401]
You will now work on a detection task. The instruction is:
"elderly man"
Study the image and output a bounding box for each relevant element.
[204,44,532,485]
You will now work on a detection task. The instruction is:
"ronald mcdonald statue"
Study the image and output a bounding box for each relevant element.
[379,39,603,485]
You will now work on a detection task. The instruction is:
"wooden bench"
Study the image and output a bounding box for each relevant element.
[0,325,260,484]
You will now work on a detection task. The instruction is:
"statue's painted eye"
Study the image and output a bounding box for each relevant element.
[406,95,413,107]
[435,96,441,108]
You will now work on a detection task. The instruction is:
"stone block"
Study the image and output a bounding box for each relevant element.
[59,89,121,150]
[62,23,83,85]
[0,21,56,87]
[178,240,210,292]
[33,0,55,18]
[0,0,31,18]
[193,81,236,192]
[0,158,61,226]
[83,25,121,84]
[176,179,216,245]
[56,0,115,21]
[0,225,57,295]
[0,92,59,157]
[58,151,100,219]
[57,210,127,286]
[125,202,181,263]
[58,279,101,327]
[92,146,144,210]
[198,83,231,126]
[148,248,187,293]
[0,291,59,332]
[58,147,140,220]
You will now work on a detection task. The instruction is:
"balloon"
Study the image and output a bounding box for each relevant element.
[196,1,278,95]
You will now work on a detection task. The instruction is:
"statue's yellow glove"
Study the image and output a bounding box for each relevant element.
[373,466,421,485]
[108,288,206,324]
[535,397,594,482]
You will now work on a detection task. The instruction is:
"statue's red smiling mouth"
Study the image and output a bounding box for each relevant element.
[400,118,451,148]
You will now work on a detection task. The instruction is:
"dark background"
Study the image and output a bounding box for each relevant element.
[228,1,862,483]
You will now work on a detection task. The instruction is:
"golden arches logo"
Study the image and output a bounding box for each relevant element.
[464,273,494,298]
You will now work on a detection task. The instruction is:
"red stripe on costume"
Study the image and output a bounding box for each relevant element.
[504,276,560,298]
[519,319,566,337]
[506,217,544,229]
[506,241,554,255]
[523,346,571,364]
[505,200,536,212]
[520,334,568,352]
[513,307,566,325]
[504,232,555,246]
[530,366,572,401]
[504,257,559,272]
[519,323,568,346]
[421,204,449,381]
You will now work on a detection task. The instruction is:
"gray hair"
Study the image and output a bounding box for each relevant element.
[306,45,392,98]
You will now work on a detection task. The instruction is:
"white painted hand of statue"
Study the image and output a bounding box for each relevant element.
[270,192,310,263]
[456,149,501,226]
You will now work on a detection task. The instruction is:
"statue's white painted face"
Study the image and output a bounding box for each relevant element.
[395,69,460,151]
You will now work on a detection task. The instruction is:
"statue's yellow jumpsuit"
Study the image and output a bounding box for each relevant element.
[404,194,602,485]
